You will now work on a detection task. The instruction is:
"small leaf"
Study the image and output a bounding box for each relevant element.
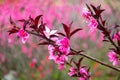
[29,16,34,22]
[70,28,82,37]
[8,28,18,35]
[102,20,106,26]
[57,32,66,36]
[23,20,29,30]
[90,4,97,13]
[38,42,50,45]
[103,39,109,42]
[35,15,43,28]
[10,16,15,25]
[70,58,74,64]
[86,4,91,12]
[62,23,70,38]
[77,50,84,54]
[78,57,84,67]
[87,67,90,72]
[50,34,58,38]
[18,19,26,22]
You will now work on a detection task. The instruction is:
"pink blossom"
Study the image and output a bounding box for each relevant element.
[80,68,88,76]
[78,77,86,80]
[48,44,68,70]
[17,29,29,44]
[88,18,98,32]
[107,51,119,66]
[56,37,70,55]
[55,55,67,65]
[58,64,65,70]
[113,31,120,41]
[48,45,56,60]
[68,67,77,76]
[79,68,89,80]
[82,8,91,21]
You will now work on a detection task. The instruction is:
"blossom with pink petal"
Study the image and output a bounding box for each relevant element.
[68,67,77,76]
[48,45,56,60]
[107,51,119,66]
[56,37,70,55]
[79,67,89,80]
[113,31,120,41]
[78,77,86,80]
[17,29,29,44]
[58,64,65,70]
[88,18,98,32]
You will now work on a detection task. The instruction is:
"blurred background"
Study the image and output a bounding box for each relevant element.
[0,0,120,80]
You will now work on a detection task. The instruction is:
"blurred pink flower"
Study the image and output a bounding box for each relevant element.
[88,18,98,32]
[0,53,5,64]
[56,37,70,55]
[107,51,119,66]
[79,68,89,80]
[68,67,77,76]
[54,55,68,70]
[78,77,86,80]
[17,29,29,44]
[29,58,37,68]
[58,64,64,70]
[48,45,56,60]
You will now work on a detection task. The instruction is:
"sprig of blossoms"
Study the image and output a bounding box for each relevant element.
[82,8,98,32]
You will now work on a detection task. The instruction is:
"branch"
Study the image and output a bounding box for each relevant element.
[71,48,120,72]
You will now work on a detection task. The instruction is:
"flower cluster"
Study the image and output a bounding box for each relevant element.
[17,29,29,44]
[82,8,98,32]
[68,67,90,80]
[48,37,70,70]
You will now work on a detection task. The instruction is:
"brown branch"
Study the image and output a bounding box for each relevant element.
[70,48,120,72]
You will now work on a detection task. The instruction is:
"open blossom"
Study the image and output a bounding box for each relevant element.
[88,18,98,32]
[82,8,91,21]
[107,51,119,66]
[68,67,77,76]
[43,26,58,38]
[79,68,89,79]
[48,37,70,70]
[68,67,89,80]
[56,37,70,55]
[55,55,67,70]
[17,29,29,44]
[48,45,67,70]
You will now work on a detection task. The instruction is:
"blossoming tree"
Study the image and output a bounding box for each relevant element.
[8,2,120,80]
